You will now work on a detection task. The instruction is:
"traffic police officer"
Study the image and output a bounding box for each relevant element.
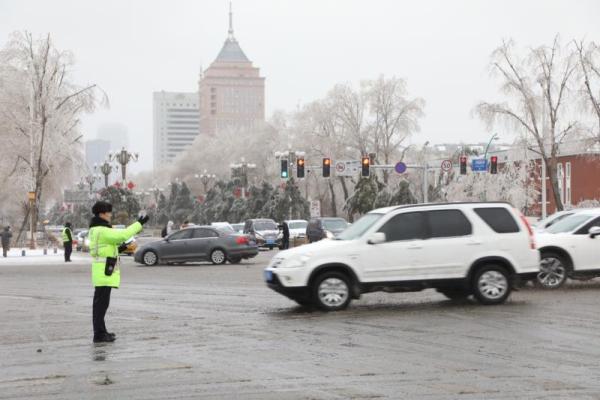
[89,201,149,343]
[62,222,73,262]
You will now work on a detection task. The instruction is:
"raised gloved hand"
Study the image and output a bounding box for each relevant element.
[118,243,128,253]
[137,215,150,226]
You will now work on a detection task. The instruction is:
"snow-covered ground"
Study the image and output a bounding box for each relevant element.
[0,248,89,264]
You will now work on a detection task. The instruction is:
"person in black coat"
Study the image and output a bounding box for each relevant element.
[280,222,290,250]
[1,226,12,258]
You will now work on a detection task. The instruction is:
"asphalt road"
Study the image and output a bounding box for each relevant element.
[2,250,600,399]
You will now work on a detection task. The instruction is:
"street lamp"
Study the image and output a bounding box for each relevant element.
[483,133,500,161]
[82,173,101,194]
[194,170,216,193]
[108,147,138,182]
[96,160,118,188]
[230,158,256,198]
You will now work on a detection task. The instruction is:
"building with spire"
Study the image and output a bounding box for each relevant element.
[198,3,265,135]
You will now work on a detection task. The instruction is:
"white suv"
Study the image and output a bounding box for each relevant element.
[535,208,600,289]
[264,202,539,311]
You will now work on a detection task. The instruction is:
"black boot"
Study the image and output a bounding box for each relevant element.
[93,333,116,343]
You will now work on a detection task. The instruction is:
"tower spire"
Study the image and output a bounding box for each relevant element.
[228,1,234,40]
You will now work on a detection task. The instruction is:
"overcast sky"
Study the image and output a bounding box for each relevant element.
[1,0,599,172]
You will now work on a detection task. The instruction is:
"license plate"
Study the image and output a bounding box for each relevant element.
[266,239,275,244]
[264,270,273,282]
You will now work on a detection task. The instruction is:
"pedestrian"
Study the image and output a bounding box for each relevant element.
[180,220,190,230]
[280,221,290,250]
[89,201,149,343]
[1,226,12,258]
[62,222,73,262]
[161,220,174,238]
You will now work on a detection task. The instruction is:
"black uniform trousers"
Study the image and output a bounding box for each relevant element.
[63,241,72,262]
[93,286,112,336]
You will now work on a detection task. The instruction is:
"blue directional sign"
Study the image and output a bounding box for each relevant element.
[394,161,407,174]
[471,158,487,173]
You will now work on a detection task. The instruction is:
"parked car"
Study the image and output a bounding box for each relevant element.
[243,219,281,250]
[265,202,539,311]
[134,225,258,266]
[231,223,244,233]
[76,230,89,252]
[306,217,348,242]
[535,209,600,288]
[285,220,308,239]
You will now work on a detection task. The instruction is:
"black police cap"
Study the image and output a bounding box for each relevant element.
[92,201,113,215]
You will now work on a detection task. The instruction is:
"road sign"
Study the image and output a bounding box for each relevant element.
[310,200,321,218]
[441,159,452,172]
[394,162,407,174]
[471,158,487,173]
[334,160,361,176]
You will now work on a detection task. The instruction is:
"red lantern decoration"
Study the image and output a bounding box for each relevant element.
[114,181,122,188]
[127,181,135,190]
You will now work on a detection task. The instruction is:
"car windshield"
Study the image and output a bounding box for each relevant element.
[255,221,277,231]
[537,212,573,229]
[336,213,383,240]
[546,214,593,234]
[322,219,347,230]
[288,221,307,230]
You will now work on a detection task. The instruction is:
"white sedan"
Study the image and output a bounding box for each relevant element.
[536,209,600,288]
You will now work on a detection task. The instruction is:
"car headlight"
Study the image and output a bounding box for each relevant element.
[255,233,264,240]
[277,232,283,239]
[282,254,311,268]
[84,239,90,246]
[325,230,334,239]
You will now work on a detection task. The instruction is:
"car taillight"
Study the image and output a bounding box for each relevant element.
[236,236,249,245]
[517,211,536,249]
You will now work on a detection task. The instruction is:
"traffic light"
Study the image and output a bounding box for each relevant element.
[280,159,288,179]
[361,156,370,177]
[460,156,467,175]
[322,158,331,178]
[490,156,498,174]
[297,157,305,178]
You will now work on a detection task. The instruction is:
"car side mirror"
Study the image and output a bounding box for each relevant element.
[367,232,386,245]
[589,226,600,239]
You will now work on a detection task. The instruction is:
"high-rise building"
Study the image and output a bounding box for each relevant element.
[198,4,265,135]
[153,91,200,169]
[97,123,129,151]
[85,139,111,171]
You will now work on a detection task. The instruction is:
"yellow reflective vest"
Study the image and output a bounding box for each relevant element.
[62,227,72,243]
[89,221,142,287]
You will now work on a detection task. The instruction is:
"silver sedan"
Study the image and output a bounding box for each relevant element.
[134,226,259,266]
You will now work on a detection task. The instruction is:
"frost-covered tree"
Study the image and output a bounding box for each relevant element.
[574,39,600,141]
[0,32,106,239]
[344,176,384,219]
[366,75,425,183]
[477,36,579,211]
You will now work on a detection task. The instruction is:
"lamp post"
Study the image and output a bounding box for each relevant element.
[83,173,101,194]
[109,147,138,183]
[230,158,256,198]
[482,134,500,201]
[96,160,118,188]
[483,133,500,163]
[195,170,216,193]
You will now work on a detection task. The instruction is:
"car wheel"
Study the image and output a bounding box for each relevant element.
[228,256,242,264]
[210,249,227,265]
[312,271,352,311]
[473,265,511,305]
[438,288,470,300]
[537,252,568,289]
[142,250,158,266]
